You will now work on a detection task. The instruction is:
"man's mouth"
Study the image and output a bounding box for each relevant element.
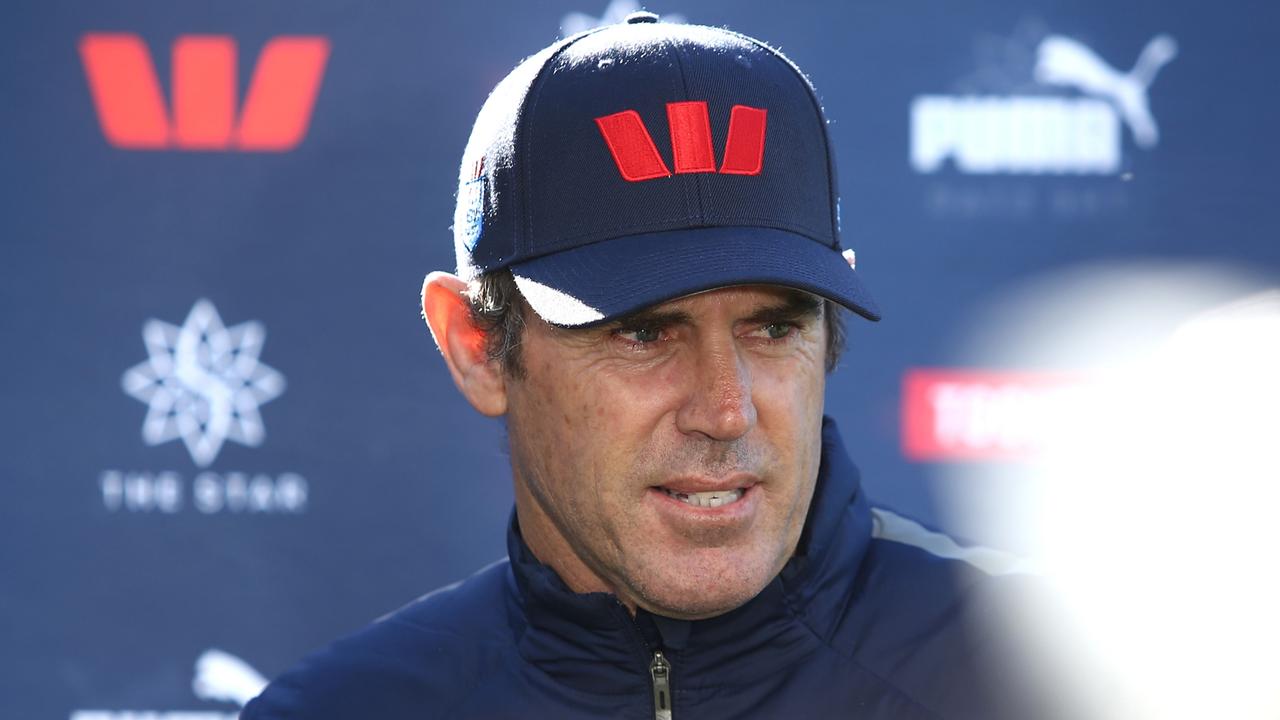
[658,487,746,508]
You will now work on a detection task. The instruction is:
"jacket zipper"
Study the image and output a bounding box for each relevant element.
[649,649,673,720]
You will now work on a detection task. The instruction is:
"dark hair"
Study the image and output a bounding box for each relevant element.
[466,269,846,378]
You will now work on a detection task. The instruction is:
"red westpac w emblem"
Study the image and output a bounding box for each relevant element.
[79,33,330,151]
[595,102,767,182]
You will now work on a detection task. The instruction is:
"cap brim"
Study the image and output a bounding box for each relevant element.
[509,226,881,327]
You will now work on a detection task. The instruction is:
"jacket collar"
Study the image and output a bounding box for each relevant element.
[504,417,873,692]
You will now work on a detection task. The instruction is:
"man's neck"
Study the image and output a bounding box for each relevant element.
[512,480,639,614]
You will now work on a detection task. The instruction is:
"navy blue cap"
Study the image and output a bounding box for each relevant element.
[452,13,880,325]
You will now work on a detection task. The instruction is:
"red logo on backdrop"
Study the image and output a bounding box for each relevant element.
[78,33,330,151]
[901,368,1091,461]
[595,102,767,181]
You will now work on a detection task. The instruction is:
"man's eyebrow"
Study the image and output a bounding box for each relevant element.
[742,292,824,325]
[609,308,694,329]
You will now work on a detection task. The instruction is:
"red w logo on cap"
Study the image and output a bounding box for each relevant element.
[595,102,767,182]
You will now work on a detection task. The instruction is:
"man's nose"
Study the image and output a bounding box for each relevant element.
[674,339,756,442]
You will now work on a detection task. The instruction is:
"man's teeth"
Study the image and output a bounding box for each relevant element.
[661,488,744,508]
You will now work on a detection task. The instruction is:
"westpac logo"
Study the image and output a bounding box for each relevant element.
[79,33,330,151]
[911,32,1177,175]
[596,102,767,181]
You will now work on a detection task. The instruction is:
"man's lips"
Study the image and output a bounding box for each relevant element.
[648,483,760,517]
[650,475,759,511]
[653,475,759,494]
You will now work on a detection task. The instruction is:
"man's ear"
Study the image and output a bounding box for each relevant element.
[421,272,508,417]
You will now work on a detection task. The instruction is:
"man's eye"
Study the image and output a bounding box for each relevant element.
[616,326,663,343]
[762,322,794,340]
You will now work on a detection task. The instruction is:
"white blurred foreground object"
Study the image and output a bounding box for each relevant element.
[193,648,269,708]
[995,287,1280,719]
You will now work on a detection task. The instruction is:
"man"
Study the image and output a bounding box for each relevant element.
[244,13,1040,719]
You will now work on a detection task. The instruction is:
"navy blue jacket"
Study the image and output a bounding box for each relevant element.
[243,420,1039,719]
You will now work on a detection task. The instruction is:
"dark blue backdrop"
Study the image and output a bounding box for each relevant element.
[4,1,1278,716]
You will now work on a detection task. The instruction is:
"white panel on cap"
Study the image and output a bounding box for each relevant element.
[513,275,605,326]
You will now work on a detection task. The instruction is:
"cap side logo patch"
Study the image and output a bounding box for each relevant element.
[459,156,486,251]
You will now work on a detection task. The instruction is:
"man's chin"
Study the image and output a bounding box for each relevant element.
[628,556,777,620]
[637,586,762,620]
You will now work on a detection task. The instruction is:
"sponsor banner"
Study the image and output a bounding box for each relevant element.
[901,368,1092,461]
[2,1,1271,717]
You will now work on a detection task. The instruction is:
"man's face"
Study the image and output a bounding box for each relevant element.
[504,285,828,620]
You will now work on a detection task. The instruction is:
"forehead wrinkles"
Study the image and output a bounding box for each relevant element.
[661,286,821,321]
[572,286,822,331]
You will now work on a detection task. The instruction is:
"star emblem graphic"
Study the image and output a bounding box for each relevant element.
[122,299,285,467]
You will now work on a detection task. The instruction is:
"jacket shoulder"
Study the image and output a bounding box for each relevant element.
[242,559,515,720]
[842,509,1046,719]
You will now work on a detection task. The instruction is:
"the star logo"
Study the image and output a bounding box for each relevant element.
[122,299,285,467]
